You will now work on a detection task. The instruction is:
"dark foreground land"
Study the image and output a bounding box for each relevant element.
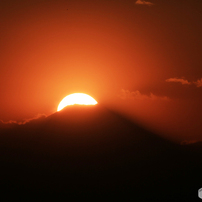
[0,105,201,200]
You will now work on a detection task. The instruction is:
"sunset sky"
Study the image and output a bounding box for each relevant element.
[1,0,202,143]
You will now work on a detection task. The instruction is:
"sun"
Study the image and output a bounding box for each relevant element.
[57,93,98,111]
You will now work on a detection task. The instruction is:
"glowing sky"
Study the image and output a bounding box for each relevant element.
[0,0,202,142]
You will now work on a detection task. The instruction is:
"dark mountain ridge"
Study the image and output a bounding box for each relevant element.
[0,105,201,200]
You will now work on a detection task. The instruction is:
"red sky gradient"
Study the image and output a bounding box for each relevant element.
[0,0,202,142]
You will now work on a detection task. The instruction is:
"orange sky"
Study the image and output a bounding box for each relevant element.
[0,0,202,143]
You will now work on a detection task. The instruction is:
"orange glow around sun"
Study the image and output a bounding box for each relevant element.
[57,93,98,111]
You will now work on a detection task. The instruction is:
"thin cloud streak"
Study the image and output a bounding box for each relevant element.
[0,120,18,128]
[19,114,47,125]
[165,78,191,85]
[0,114,47,127]
[166,77,202,87]
[135,0,154,6]
[119,89,169,101]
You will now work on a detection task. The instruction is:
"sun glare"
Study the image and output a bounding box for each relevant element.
[57,93,98,111]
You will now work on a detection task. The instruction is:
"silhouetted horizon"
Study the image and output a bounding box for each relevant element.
[0,105,201,200]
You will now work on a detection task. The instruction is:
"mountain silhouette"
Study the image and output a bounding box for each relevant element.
[0,104,201,200]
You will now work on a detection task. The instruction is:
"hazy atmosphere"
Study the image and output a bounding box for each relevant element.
[1,0,202,143]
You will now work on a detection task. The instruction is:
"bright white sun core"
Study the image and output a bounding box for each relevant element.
[57,93,98,111]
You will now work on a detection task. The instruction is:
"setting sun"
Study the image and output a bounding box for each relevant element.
[57,93,98,111]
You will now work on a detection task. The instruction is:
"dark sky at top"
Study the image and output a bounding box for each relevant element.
[0,0,202,142]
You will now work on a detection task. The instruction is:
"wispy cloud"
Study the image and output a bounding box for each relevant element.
[119,89,169,101]
[165,78,191,85]
[166,77,202,87]
[194,78,202,87]
[0,120,18,128]
[19,114,47,125]
[135,0,154,6]
[0,114,47,128]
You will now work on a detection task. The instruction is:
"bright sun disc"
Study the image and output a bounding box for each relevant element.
[57,93,98,111]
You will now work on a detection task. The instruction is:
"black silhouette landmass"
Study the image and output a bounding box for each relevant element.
[0,104,201,200]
